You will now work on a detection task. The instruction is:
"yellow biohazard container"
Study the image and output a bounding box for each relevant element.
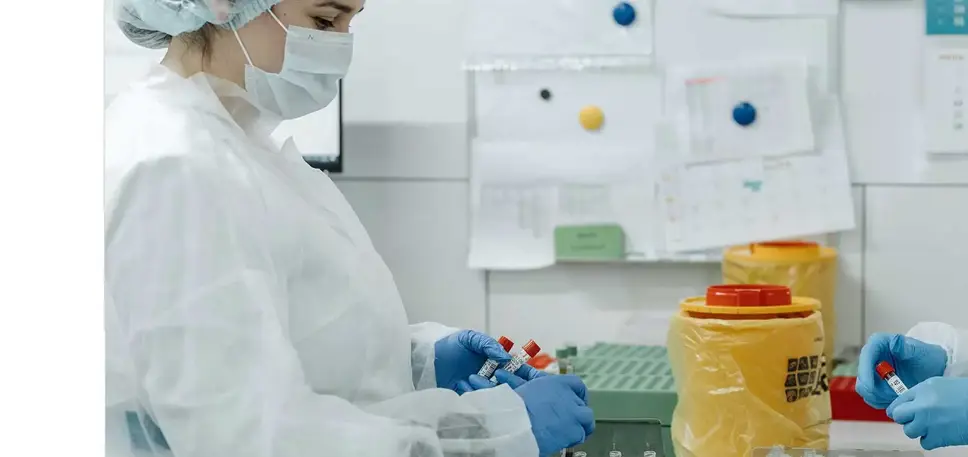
[667,285,831,457]
[723,241,838,376]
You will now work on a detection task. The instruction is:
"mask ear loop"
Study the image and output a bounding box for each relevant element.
[267,9,289,32]
[233,9,287,66]
[231,26,254,66]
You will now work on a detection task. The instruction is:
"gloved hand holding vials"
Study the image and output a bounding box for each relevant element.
[491,339,541,383]
[477,336,514,379]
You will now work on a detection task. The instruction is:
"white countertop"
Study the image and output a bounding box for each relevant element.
[830,421,966,456]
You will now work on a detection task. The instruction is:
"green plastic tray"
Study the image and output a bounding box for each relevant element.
[571,419,670,457]
[578,343,669,360]
[565,343,679,457]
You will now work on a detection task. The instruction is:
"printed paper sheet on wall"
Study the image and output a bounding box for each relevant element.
[656,94,855,252]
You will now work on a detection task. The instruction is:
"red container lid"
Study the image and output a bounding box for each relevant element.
[705,284,792,307]
[876,361,896,379]
[497,336,514,352]
[753,241,818,249]
[522,339,541,357]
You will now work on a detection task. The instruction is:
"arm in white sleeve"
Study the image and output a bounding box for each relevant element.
[410,322,460,390]
[907,322,968,377]
[106,157,538,457]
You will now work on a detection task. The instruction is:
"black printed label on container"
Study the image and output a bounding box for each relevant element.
[784,354,829,403]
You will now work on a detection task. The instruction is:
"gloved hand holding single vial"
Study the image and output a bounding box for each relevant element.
[855,332,948,408]
[877,361,909,395]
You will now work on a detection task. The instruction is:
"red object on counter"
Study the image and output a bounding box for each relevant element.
[527,353,554,369]
[829,376,891,422]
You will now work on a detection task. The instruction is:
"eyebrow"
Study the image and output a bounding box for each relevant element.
[316,0,364,13]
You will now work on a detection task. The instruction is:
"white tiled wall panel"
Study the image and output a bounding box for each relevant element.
[831,186,865,352]
[335,180,487,331]
[864,186,968,335]
[841,1,968,184]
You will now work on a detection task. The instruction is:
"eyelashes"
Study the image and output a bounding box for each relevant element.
[313,17,335,30]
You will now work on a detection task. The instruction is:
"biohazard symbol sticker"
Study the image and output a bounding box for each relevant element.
[784,354,829,403]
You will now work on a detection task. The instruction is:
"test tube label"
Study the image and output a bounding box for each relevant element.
[491,356,526,382]
[887,376,908,395]
[477,359,501,378]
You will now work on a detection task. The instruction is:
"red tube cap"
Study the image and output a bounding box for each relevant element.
[497,336,514,352]
[876,361,896,379]
[522,339,541,357]
[705,284,792,307]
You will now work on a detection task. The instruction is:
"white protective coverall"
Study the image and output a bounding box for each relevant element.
[907,322,968,377]
[104,65,539,457]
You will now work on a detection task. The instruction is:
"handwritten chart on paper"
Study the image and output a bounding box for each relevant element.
[666,59,816,164]
[657,99,855,252]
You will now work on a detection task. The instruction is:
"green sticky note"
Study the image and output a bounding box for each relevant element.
[554,224,626,260]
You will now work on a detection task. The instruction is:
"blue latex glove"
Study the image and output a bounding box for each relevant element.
[856,333,948,409]
[886,376,968,450]
[463,364,550,393]
[434,330,512,394]
[471,370,594,456]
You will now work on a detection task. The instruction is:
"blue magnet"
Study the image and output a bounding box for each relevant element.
[612,2,637,27]
[732,101,757,127]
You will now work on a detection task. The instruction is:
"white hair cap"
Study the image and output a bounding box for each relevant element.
[115,0,283,49]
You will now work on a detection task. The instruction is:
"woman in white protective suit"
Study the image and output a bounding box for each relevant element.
[104,1,595,456]
[856,323,968,451]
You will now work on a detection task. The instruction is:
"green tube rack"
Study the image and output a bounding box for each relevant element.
[567,344,677,457]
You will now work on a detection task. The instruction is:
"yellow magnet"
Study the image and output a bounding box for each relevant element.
[579,105,605,131]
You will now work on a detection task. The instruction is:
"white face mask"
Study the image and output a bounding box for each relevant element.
[233,11,352,120]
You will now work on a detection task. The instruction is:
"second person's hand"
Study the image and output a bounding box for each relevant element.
[856,333,948,409]
[887,376,968,450]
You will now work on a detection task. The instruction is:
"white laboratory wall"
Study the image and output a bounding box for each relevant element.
[104,0,968,354]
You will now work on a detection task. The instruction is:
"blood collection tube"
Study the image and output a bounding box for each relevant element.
[876,361,909,395]
[491,339,541,382]
[477,336,515,378]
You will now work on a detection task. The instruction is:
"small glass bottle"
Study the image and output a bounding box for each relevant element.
[608,443,622,457]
